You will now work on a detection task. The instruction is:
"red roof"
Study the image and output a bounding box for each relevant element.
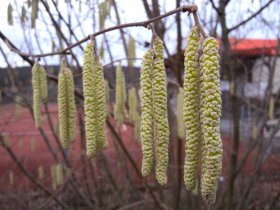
[229,38,279,57]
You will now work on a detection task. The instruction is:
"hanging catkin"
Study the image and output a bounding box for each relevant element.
[128,87,138,122]
[183,26,200,191]
[93,57,108,150]
[153,36,170,185]
[40,66,48,101]
[31,0,39,28]
[20,6,27,23]
[128,36,136,67]
[32,62,41,128]
[140,49,154,177]
[114,64,126,128]
[177,87,184,139]
[7,3,13,26]
[105,80,110,116]
[200,37,222,204]
[83,43,107,158]
[83,43,97,158]
[58,64,76,149]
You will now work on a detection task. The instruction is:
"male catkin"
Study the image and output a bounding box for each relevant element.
[128,87,138,122]
[105,80,110,116]
[153,36,170,185]
[183,27,200,191]
[7,3,13,25]
[93,57,108,150]
[39,66,48,101]
[114,64,126,128]
[177,87,184,139]
[140,49,154,177]
[200,37,222,204]
[128,36,136,67]
[58,65,76,149]
[32,62,41,128]
[83,43,97,158]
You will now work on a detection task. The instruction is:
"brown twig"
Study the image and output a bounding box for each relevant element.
[2,5,198,58]
[193,12,207,38]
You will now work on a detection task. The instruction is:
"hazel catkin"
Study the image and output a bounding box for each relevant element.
[140,49,154,177]
[183,26,200,191]
[128,87,138,122]
[177,87,184,139]
[83,43,98,158]
[32,62,41,128]
[153,36,170,185]
[83,43,108,158]
[58,65,76,149]
[200,37,222,204]
[39,66,48,101]
[93,57,108,150]
[114,64,126,128]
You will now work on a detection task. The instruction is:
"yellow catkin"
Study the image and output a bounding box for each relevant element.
[15,95,22,119]
[4,135,10,147]
[31,0,38,28]
[153,36,170,185]
[55,164,63,186]
[83,43,97,158]
[200,37,222,204]
[140,49,154,177]
[134,112,141,140]
[51,165,57,190]
[32,62,41,128]
[58,65,76,149]
[128,87,138,122]
[20,6,27,23]
[38,166,44,179]
[7,3,13,25]
[183,27,200,191]
[177,87,184,139]
[128,36,136,67]
[269,96,275,119]
[114,64,126,128]
[40,66,48,101]
[93,57,108,150]
[105,80,110,115]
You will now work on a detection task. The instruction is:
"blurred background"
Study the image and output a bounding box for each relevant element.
[0,0,280,210]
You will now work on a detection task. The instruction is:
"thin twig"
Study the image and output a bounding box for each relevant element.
[3,5,198,58]
[193,12,207,38]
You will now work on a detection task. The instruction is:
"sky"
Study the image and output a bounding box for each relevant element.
[0,0,279,68]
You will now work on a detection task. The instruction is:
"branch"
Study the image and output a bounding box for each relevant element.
[0,135,70,210]
[1,5,198,58]
[228,0,275,33]
[193,11,207,38]
[209,0,219,14]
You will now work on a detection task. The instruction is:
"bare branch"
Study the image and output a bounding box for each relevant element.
[1,5,198,58]
[228,0,275,33]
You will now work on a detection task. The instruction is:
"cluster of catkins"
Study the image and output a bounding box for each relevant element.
[140,36,170,185]
[31,26,221,204]
[183,26,222,204]
[32,61,77,149]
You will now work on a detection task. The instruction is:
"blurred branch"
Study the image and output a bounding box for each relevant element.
[0,135,70,210]
[228,0,275,33]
